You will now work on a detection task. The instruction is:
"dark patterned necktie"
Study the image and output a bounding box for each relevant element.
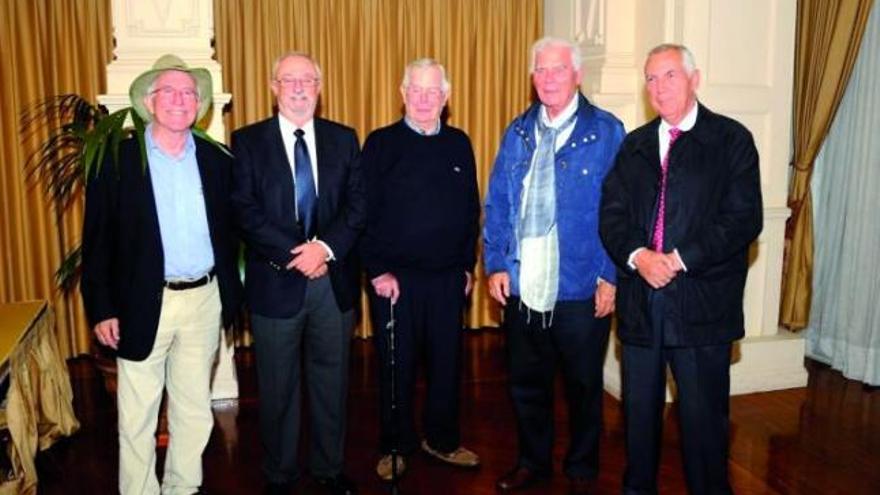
[293,129,317,238]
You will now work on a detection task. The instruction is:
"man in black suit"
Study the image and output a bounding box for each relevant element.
[81,54,242,494]
[231,52,363,495]
[599,44,763,495]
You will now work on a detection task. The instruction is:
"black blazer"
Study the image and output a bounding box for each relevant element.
[230,116,364,318]
[80,136,243,361]
[600,104,763,346]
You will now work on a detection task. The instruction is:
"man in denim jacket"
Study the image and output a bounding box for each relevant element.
[484,36,624,495]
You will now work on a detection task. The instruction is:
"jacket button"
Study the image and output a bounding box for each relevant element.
[561,161,567,169]
[582,169,589,175]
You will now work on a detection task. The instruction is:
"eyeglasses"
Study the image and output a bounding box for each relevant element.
[533,64,572,79]
[151,86,199,102]
[275,77,320,88]
[406,86,444,99]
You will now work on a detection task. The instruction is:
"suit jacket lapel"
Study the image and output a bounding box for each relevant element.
[137,142,165,269]
[268,115,295,185]
[313,118,330,220]
[634,118,662,171]
[265,116,299,220]
[194,138,218,244]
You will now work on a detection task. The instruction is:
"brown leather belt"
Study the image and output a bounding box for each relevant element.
[164,269,216,291]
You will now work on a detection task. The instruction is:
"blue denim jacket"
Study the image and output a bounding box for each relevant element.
[483,94,624,301]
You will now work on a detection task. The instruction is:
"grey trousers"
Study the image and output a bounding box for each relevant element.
[251,275,354,484]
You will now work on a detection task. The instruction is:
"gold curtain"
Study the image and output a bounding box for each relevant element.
[214,0,542,336]
[0,1,112,357]
[780,0,874,330]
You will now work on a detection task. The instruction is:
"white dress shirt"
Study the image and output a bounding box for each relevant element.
[278,115,318,194]
[277,115,335,259]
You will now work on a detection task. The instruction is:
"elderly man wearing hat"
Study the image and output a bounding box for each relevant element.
[81,54,242,494]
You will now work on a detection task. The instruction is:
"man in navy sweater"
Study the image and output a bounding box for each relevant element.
[360,58,481,481]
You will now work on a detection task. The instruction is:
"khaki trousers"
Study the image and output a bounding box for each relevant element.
[117,279,221,495]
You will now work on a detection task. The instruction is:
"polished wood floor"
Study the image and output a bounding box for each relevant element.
[38,330,880,494]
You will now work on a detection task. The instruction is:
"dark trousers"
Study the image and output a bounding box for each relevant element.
[369,269,467,455]
[504,297,610,479]
[251,275,354,484]
[622,292,733,495]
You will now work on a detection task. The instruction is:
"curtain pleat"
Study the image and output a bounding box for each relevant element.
[0,0,113,358]
[806,3,880,385]
[781,0,874,329]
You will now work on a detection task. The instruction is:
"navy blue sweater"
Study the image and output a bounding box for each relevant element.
[360,120,480,278]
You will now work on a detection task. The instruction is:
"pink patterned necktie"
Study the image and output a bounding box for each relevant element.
[651,127,682,251]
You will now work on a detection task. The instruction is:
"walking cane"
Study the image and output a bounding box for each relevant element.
[387,299,401,494]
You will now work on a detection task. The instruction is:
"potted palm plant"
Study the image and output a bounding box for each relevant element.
[21,95,139,289]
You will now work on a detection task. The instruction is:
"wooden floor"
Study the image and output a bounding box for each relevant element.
[38,330,880,494]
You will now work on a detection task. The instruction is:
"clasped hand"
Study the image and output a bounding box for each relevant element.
[635,249,683,289]
[286,241,328,279]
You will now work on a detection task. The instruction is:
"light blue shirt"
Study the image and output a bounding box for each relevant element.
[145,125,215,280]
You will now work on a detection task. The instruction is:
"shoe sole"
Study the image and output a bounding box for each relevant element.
[420,442,481,468]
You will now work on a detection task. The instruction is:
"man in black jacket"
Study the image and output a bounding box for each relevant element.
[81,54,242,494]
[600,44,763,495]
[231,52,363,495]
[360,58,481,481]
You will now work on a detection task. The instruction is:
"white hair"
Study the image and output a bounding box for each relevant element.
[647,43,697,75]
[271,51,323,81]
[401,58,451,93]
[529,36,582,73]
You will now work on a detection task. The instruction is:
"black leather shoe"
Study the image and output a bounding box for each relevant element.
[569,476,593,495]
[262,482,290,495]
[314,473,358,495]
[496,466,548,492]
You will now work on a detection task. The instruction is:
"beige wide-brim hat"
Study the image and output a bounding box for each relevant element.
[129,54,213,123]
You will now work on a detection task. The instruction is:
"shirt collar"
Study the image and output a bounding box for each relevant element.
[540,92,579,128]
[660,100,699,134]
[144,124,195,158]
[403,116,442,136]
[278,113,315,137]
